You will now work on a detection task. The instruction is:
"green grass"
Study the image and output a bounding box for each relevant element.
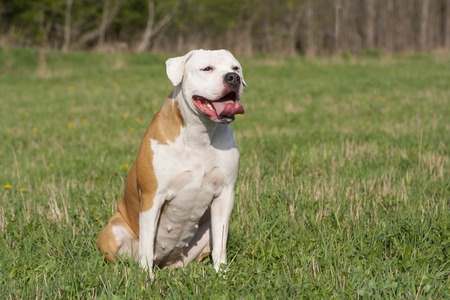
[1,48,449,298]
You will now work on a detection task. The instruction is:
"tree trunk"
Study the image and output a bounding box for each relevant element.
[136,0,155,53]
[384,0,395,51]
[62,0,73,52]
[304,0,316,56]
[74,0,121,49]
[443,0,450,48]
[364,0,375,48]
[135,0,179,53]
[419,0,430,51]
[286,7,301,56]
[37,15,51,78]
[334,0,343,53]
[234,12,254,57]
[98,0,111,48]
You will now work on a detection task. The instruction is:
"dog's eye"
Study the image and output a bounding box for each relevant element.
[200,66,214,71]
[232,66,239,71]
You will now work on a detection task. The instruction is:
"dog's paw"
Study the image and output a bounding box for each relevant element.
[147,269,155,281]
[139,257,155,281]
[212,252,227,272]
[142,266,155,281]
[213,261,227,273]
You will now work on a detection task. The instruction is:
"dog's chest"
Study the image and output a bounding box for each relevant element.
[150,137,226,261]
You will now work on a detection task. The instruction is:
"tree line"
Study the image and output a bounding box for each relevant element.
[1,0,449,55]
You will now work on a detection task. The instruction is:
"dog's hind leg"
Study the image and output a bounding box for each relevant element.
[185,221,211,264]
[97,212,138,262]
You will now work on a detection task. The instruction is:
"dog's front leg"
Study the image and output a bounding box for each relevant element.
[211,185,235,272]
[139,192,164,280]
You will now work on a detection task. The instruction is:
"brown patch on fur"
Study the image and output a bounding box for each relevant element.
[148,98,184,144]
[97,98,184,261]
[96,212,135,262]
[138,98,183,212]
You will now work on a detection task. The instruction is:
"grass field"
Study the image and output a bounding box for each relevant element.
[0,49,449,298]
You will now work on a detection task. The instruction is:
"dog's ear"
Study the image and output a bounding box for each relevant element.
[165,51,193,86]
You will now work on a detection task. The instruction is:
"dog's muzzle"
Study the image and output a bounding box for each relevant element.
[191,72,244,123]
[224,72,241,89]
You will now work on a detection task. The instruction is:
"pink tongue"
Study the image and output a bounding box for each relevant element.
[212,100,245,117]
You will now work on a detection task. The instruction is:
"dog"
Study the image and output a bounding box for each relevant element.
[97,49,246,278]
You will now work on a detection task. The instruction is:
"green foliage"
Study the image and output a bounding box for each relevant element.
[114,0,181,32]
[1,0,64,43]
[0,49,449,298]
[177,0,243,32]
[1,0,449,54]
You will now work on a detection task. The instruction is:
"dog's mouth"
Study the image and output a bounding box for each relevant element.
[192,91,244,123]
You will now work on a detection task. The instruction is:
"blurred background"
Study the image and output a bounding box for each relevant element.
[1,0,449,56]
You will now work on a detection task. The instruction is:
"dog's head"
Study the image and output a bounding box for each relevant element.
[166,49,246,123]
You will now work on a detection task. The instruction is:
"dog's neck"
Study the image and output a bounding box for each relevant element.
[173,87,222,148]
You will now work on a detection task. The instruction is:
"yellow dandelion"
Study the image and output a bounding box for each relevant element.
[120,163,129,172]
[3,183,13,190]
[67,122,75,129]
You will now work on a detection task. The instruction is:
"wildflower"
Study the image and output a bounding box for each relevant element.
[120,163,129,172]
[3,183,13,190]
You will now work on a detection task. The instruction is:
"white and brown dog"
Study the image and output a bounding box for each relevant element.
[97,49,246,278]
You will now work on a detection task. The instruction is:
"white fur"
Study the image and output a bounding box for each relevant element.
[211,185,235,271]
[112,224,137,258]
[147,123,239,267]
[165,50,194,86]
[167,49,246,115]
[139,194,164,279]
[137,49,244,278]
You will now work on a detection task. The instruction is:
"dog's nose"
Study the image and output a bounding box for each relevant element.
[224,72,241,88]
